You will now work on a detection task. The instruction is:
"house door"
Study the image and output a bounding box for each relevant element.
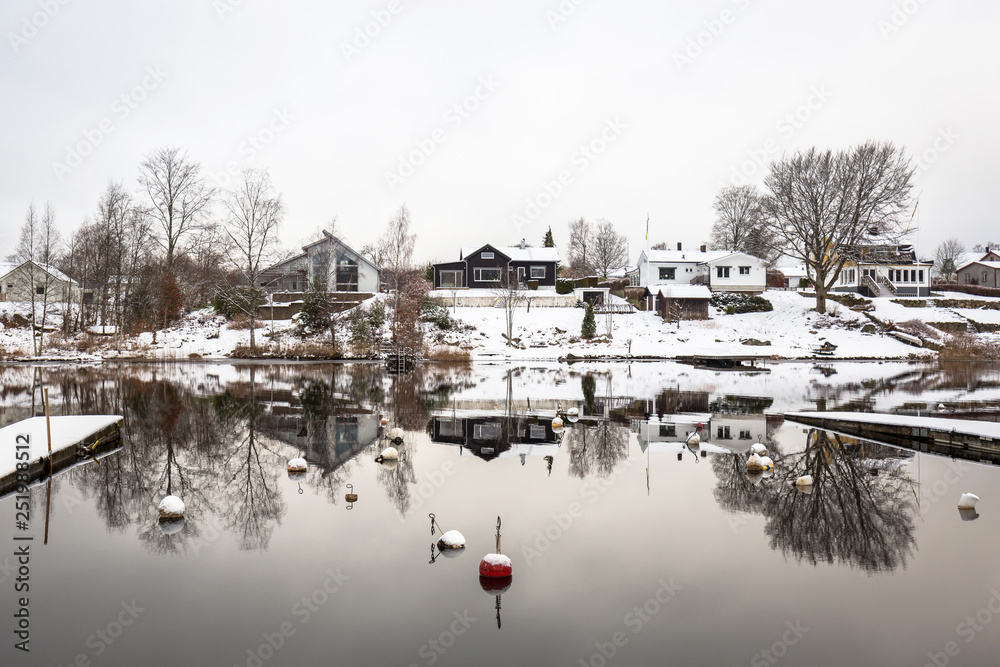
[863,269,876,279]
[517,267,526,284]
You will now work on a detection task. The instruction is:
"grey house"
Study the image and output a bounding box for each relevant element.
[261,231,379,293]
[432,242,559,289]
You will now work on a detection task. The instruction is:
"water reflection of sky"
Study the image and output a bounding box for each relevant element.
[1,361,999,666]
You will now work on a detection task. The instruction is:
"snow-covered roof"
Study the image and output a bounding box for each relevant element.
[956,260,1000,272]
[461,246,560,262]
[643,249,731,264]
[776,265,808,278]
[0,260,77,285]
[653,284,711,299]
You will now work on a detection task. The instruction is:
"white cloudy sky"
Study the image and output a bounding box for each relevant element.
[1,0,997,265]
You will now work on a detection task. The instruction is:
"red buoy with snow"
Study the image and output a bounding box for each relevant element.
[479,516,512,578]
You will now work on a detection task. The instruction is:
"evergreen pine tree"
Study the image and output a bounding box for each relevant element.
[581,301,596,339]
[543,227,555,248]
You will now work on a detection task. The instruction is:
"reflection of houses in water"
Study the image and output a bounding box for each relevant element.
[256,387,380,474]
[429,411,560,462]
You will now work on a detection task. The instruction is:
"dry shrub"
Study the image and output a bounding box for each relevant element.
[940,333,1000,360]
[0,313,31,328]
[425,345,472,362]
[896,319,940,339]
[227,314,253,330]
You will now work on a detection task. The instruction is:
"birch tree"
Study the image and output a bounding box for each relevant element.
[591,219,628,279]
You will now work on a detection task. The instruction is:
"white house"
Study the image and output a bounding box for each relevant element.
[832,232,934,298]
[261,231,379,294]
[0,261,80,303]
[636,244,767,294]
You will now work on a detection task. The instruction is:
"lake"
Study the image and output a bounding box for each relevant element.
[1,360,1000,666]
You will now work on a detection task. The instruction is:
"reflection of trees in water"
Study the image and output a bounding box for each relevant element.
[565,421,629,479]
[376,454,417,516]
[712,430,916,573]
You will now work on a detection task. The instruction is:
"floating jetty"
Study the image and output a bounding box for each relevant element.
[784,411,1000,465]
[676,354,771,373]
[0,416,124,497]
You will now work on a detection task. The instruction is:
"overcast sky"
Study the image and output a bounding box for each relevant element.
[2,0,997,266]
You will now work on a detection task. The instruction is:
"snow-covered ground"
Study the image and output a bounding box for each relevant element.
[1,289,998,362]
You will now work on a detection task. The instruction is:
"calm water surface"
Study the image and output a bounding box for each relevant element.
[1,361,1000,666]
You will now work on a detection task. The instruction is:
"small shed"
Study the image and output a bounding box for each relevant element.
[649,284,711,321]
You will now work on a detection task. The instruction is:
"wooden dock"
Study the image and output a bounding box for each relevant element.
[0,416,124,498]
[783,411,1000,465]
[676,354,771,372]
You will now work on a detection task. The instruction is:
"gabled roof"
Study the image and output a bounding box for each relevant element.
[956,260,1000,272]
[461,245,559,263]
[647,284,712,299]
[641,249,743,264]
[0,260,78,286]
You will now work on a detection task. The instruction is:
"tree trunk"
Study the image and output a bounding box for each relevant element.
[814,287,827,314]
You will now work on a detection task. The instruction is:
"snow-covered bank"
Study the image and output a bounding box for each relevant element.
[1,290,998,362]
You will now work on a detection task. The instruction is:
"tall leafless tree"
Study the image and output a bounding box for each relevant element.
[567,217,593,276]
[710,184,779,264]
[490,269,526,346]
[139,146,215,274]
[591,218,628,279]
[12,203,62,354]
[934,238,965,283]
[221,168,284,353]
[762,141,914,313]
[378,205,416,342]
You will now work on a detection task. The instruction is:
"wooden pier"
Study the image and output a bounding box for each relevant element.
[676,354,771,373]
[0,416,124,498]
[783,411,1000,465]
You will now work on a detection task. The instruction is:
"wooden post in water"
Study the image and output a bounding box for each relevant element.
[44,388,53,545]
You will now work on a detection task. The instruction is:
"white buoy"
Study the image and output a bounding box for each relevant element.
[376,446,399,464]
[389,428,404,444]
[566,407,580,423]
[958,493,979,510]
[159,518,185,535]
[686,423,703,448]
[551,416,564,433]
[287,457,307,473]
[438,529,467,551]
[794,475,814,488]
[746,452,764,473]
[759,456,774,473]
[746,469,764,485]
[158,495,185,521]
[959,508,979,521]
[750,443,768,457]
[937,404,946,411]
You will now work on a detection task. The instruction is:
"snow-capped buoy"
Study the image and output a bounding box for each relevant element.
[958,493,979,510]
[686,423,703,448]
[438,530,467,551]
[287,457,307,473]
[380,416,389,427]
[375,446,399,464]
[158,495,185,521]
[750,443,768,457]
[480,516,512,578]
[937,404,946,411]
[746,453,764,473]
[551,416,564,433]
[759,456,774,473]
[794,475,814,488]
[389,428,404,444]
[566,407,580,423]
[288,470,307,482]
[345,483,358,510]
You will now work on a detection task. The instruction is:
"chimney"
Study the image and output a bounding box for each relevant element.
[700,244,707,252]
[676,242,682,251]
[520,238,526,249]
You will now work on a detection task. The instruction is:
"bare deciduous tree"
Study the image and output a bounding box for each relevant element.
[762,141,914,313]
[12,203,62,354]
[490,269,526,346]
[934,238,965,283]
[378,205,417,342]
[567,217,593,276]
[710,185,779,264]
[221,168,284,353]
[139,146,215,274]
[591,218,628,279]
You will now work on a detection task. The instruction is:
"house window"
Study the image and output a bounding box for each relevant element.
[658,424,676,437]
[292,281,297,291]
[529,424,546,439]
[716,425,731,440]
[739,429,751,439]
[439,270,464,288]
[984,271,989,283]
[739,266,751,275]
[658,267,676,280]
[474,268,501,283]
[530,266,546,279]
[335,258,359,292]
[716,266,730,279]
[437,419,463,438]
[481,252,494,260]
[919,270,924,283]
[36,285,45,295]
[474,422,501,439]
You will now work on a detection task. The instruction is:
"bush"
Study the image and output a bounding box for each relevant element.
[212,286,264,319]
[827,293,871,308]
[710,292,773,314]
[556,279,575,295]
[581,302,597,339]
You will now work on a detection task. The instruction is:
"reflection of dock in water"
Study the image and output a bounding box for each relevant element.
[785,412,1000,465]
